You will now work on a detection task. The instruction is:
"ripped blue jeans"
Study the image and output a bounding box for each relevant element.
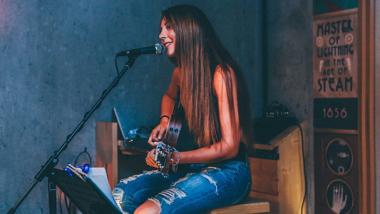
[112,160,251,214]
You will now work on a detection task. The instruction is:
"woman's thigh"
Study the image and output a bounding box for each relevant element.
[112,170,182,212]
[148,160,251,214]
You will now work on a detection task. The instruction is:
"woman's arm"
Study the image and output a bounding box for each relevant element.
[148,68,180,144]
[176,66,241,164]
[159,67,179,122]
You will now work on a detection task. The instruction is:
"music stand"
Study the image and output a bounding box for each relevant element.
[48,168,122,214]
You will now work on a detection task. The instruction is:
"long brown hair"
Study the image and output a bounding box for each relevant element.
[162,5,251,147]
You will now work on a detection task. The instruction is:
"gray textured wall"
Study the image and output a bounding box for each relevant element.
[0,0,262,213]
[265,1,314,213]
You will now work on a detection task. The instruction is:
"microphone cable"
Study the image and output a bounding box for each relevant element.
[297,123,307,214]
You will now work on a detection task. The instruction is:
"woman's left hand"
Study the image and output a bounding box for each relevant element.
[145,149,159,168]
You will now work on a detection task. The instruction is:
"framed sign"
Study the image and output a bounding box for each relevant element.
[313,7,361,214]
[313,9,358,98]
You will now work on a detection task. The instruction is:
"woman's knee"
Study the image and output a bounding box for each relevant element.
[112,187,125,205]
[135,200,161,214]
[112,187,139,212]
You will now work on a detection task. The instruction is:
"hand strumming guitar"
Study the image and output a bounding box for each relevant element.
[146,142,180,173]
[146,115,174,171]
[146,112,182,173]
[148,115,170,146]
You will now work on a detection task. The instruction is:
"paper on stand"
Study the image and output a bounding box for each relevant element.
[86,167,118,209]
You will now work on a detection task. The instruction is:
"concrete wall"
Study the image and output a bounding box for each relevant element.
[0,0,262,213]
[265,1,314,213]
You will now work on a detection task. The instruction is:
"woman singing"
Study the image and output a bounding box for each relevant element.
[112,4,251,214]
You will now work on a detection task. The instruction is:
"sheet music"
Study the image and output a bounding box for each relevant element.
[86,167,119,210]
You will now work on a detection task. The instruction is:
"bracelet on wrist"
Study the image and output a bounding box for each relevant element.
[160,115,170,122]
[170,151,180,172]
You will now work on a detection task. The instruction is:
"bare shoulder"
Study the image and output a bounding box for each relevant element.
[165,67,181,99]
[213,65,237,93]
[172,67,181,86]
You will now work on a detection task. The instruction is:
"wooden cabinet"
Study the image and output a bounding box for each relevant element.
[250,123,306,214]
[95,122,118,188]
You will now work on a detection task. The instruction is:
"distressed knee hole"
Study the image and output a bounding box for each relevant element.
[120,170,161,185]
[172,175,191,186]
[202,166,220,172]
[157,188,187,205]
[112,187,125,209]
[200,174,219,195]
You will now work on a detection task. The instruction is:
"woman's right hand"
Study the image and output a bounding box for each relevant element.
[148,118,170,147]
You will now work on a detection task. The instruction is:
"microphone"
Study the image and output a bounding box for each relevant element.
[116,43,165,57]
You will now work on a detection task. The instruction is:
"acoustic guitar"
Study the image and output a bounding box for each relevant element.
[153,100,184,174]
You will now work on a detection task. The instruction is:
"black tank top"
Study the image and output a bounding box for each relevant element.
[175,107,198,152]
[175,89,247,162]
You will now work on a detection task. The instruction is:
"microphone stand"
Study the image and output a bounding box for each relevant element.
[7,56,137,214]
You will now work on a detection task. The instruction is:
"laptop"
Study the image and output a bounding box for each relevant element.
[112,107,151,152]
[112,107,129,141]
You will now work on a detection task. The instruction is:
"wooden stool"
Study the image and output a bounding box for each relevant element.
[209,197,270,214]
